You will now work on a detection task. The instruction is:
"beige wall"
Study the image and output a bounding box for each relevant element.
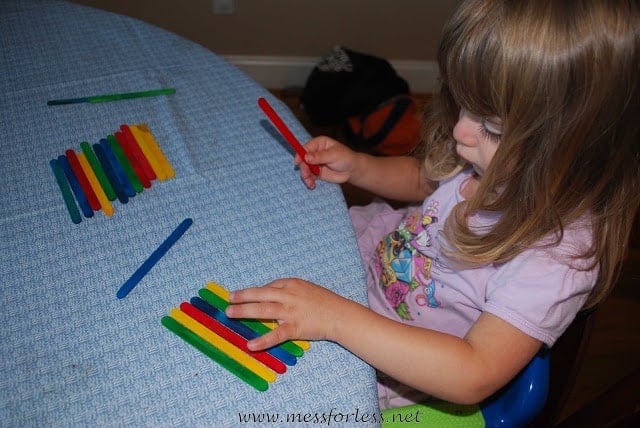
[71,0,460,61]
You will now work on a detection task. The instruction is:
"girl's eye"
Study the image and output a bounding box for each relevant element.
[479,118,502,143]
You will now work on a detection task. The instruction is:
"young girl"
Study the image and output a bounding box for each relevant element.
[227,0,640,409]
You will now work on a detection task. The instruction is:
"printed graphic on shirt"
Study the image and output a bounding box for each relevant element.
[374,201,441,320]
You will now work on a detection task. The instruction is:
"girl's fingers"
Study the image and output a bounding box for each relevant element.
[246,324,295,351]
[225,301,280,320]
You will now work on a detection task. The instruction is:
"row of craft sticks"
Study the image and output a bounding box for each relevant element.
[50,124,174,223]
[162,282,311,391]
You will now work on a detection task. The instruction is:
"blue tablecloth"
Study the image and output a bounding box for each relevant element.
[0,1,378,426]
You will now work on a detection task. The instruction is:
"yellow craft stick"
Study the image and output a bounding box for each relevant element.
[135,124,175,179]
[170,308,277,383]
[77,152,114,216]
[128,124,166,181]
[206,282,311,351]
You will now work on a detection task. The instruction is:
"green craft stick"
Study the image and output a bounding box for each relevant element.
[50,159,82,224]
[88,88,175,103]
[47,88,176,105]
[161,316,268,392]
[106,134,143,193]
[80,141,116,201]
[198,288,304,358]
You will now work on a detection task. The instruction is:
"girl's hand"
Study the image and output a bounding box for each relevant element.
[225,278,354,351]
[295,136,358,189]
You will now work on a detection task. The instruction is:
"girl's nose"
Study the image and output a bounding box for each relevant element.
[453,109,476,146]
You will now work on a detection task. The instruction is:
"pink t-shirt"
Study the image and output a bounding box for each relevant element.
[349,169,597,409]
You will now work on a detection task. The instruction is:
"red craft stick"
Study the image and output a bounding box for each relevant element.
[257,97,320,175]
[120,124,156,181]
[179,302,287,374]
[114,131,152,189]
[65,149,101,211]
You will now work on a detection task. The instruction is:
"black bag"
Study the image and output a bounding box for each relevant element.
[301,46,410,126]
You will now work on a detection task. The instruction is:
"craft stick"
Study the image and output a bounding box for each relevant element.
[65,149,101,211]
[81,142,116,201]
[207,281,310,351]
[133,124,175,179]
[93,143,128,204]
[206,282,281,333]
[47,88,175,106]
[257,97,320,175]
[205,282,308,355]
[116,218,193,299]
[77,152,114,216]
[191,296,296,367]
[161,315,269,392]
[114,131,151,188]
[127,125,165,180]
[198,288,301,364]
[169,308,277,383]
[57,154,93,218]
[120,124,157,181]
[120,125,156,181]
[100,138,136,197]
[106,134,143,193]
[50,159,82,224]
[181,302,286,374]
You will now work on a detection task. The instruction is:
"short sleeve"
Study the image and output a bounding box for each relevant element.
[484,229,597,347]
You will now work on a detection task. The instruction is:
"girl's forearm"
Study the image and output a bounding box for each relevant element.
[349,154,436,202]
[328,300,539,404]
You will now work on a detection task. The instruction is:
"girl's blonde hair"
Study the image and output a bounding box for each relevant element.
[420,0,640,307]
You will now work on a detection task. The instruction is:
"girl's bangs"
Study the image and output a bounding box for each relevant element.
[438,0,506,119]
[441,38,503,119]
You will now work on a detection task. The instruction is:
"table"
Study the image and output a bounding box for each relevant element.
[0,1,378,426]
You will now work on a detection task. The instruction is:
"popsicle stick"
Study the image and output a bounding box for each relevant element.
[191,295,296,367]
[127,124,165,180]
[205,282,308,356]
[136,124,174,179]
[170,308,277,383]
[47,88,175,105]
[206,281,310,351]
[93,143,128,204]
[120,125,156,181]
[100,138,135,197]
[106,134,143,193]
[65,149,101,211]
[114,131,151,188]
[80,142,116,201]
[161,315,268,392]
[57,154,93,218]
[180,302,286,374]
[257,97,320,175]
[117,218,193,299]
[50,159,82,224]
[77,152,114,216]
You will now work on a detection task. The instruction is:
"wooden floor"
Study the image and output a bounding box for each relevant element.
[270,88,640,425]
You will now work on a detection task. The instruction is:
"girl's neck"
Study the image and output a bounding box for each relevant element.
[461,172,481,199]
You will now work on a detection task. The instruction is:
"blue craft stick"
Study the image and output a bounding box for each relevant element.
[50,159,82,224]
[99,138,135,197]
[93,143,128,204]
[117,218,193,299]
[57,154,94,218]
[190,296,297,366]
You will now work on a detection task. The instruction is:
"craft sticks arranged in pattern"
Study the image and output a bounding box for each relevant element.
[50,124,174,223]
[162,282,311,391]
